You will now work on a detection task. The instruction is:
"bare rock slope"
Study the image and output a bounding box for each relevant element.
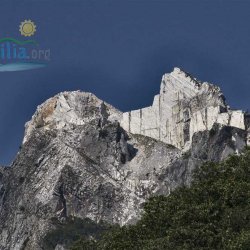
[0,68,249,250]
[121,67,248,149]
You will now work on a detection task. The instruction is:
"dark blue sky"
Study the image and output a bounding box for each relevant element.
[0,0,249,165]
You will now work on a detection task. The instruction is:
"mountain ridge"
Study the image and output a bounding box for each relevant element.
[0,68,249,250]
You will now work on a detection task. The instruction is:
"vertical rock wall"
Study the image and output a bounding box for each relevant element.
[121,68,247,149]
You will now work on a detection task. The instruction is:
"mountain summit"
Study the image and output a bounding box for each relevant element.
[0,68,249,250]
[121,67,249,149]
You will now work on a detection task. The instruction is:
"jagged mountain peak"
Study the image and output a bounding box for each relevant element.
[162,67,223,98]
[23,91,122,144]
[121,67,247,150]
[24,68,249,150]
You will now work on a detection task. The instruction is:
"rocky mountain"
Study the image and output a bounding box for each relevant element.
[0,68,249,250]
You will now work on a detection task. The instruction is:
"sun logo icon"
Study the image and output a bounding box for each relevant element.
[19,20,36,37]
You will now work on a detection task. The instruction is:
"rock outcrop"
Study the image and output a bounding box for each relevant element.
[121,68,248,149]
[0,68,249,249]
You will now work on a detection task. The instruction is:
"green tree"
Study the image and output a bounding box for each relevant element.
[71,148,250,250]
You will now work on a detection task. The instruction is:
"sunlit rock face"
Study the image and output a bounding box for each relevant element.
[23,91,122,144]
[121,67,247,149]
[0,69,249,250]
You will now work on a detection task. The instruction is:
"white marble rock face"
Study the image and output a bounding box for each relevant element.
[121,67,248,149]
[23,91,123,144]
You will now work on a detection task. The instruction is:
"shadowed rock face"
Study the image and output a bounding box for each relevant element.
[0,69,249,250]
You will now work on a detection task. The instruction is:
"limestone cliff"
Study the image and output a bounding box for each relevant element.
[121,68,249,149]
[0,68,248,250]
